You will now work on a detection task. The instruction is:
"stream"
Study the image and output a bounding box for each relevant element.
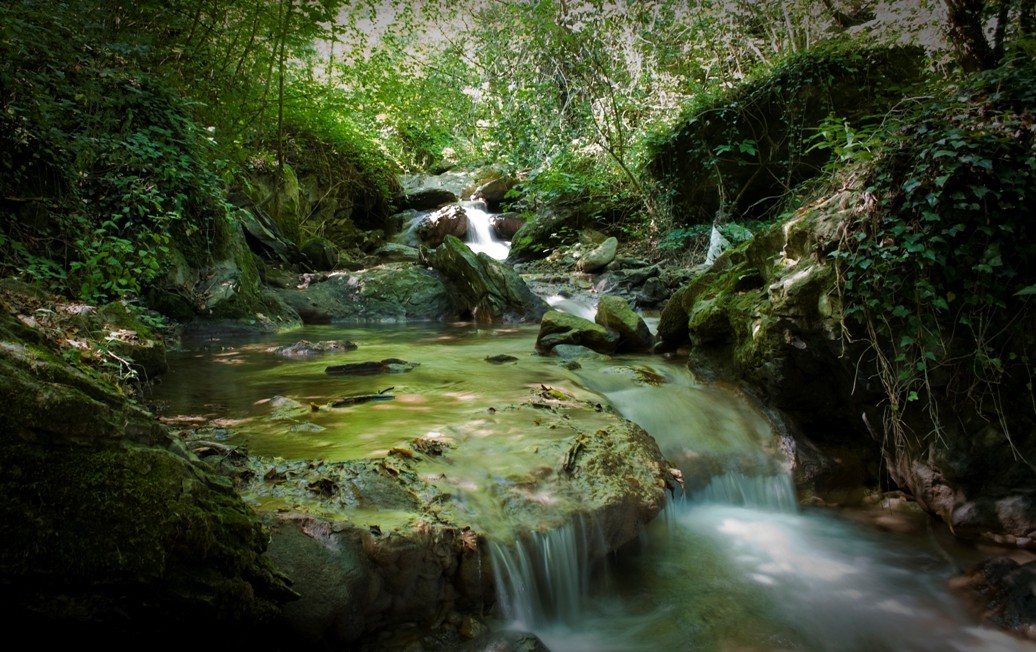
[150,320,1036,652]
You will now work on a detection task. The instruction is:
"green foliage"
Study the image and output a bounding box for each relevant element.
[832,62,1036,440]
[645,41,927,226]
[1,0,235,301]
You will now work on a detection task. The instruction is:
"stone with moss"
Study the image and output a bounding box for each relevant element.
[0,302,296,643]
[536,310,620,355]
[595,294,654,352]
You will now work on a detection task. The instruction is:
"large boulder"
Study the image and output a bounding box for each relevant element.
[0,295,295,643]
[394,172,472,211]
[470,176,516,211]
[506,207,586,263]
[147,219,302,335]
[490,212,527,240]
[949,557,1036,640]
[595,295,654,352]
[657,186,1036,549]
[536,310,620,355]
[274,265,461,324]
[646,44,924,224]
[206,387,678,647]
[415,204,469,247]
[428,236,548,323]
[300,236,340,271]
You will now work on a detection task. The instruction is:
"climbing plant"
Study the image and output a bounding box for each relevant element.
[831,61,1036,450]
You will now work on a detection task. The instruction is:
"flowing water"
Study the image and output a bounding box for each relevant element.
[462,200,511,261]
[150,322,1036,652]
[395,201,511,261]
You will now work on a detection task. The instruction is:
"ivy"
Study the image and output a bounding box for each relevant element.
[832,62,1036,443]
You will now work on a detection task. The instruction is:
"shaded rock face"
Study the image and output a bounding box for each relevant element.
[471,176,515,211]
[201,387,676,647]
[949,557,1036,640]
[300,236,340,271]
[416,204,469,247]
[536,310,619,355]
[656,190,1036,548]
[0,303,294,642]
[428,236,548,323]
[490,212,527,240]
[506,208,587,263]
[149,219,302,334]
[274,265,461,324]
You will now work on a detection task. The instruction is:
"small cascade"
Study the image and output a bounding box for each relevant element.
[545,293,598,320]
[693,471,798,512]
[488,518,598,629]
[462,200,510,260]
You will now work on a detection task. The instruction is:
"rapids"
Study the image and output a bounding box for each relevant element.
[150,322,1036,651]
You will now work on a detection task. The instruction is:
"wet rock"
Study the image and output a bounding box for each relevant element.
[595,294,654,353]
[576,236,618,273]
[949,557,1036,640]
[272,340,357,358]
[460,629,551,651]
[535,310,619,355]
[301,237,340,271]
[416,204,469,247]
[490,212,526,240]
[485,354,519,364]
[248,389,675,648]
[330,391,395,407]
[325,359,419,375]
[274,265,460,324]
[428,236,548,323]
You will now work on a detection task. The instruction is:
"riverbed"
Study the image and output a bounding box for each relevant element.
[149,322,1036,652]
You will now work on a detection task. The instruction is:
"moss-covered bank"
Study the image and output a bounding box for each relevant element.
[0,289,296,643]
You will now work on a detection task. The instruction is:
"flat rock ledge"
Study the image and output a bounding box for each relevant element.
[192,386,677,647]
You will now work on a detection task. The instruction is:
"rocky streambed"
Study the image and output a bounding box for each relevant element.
[154,324,681,649]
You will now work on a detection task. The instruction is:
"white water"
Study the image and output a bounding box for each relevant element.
[545,293,598,320]
[462,200,511,260]
[489,359,1036,652]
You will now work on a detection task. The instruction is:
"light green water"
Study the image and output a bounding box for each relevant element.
[150,322,1036,652]
[153,323,597,460]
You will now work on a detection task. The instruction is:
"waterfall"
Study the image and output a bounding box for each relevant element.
[462,200,510,260]
[488,517,599,630]
[545,293,598,320]
[693,471,798,512]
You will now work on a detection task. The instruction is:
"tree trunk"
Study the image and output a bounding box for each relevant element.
[944,0,996,71]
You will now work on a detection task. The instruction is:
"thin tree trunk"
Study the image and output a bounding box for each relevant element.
[944,0,996,71]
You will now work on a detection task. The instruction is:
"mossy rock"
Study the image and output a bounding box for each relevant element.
[646,43,925,224]
[0,305,295,641]
[536,310,620,354]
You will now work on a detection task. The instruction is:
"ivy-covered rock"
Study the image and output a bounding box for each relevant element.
[646,43,925,224]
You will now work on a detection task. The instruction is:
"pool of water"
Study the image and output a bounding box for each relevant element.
[150,323,1036,652]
